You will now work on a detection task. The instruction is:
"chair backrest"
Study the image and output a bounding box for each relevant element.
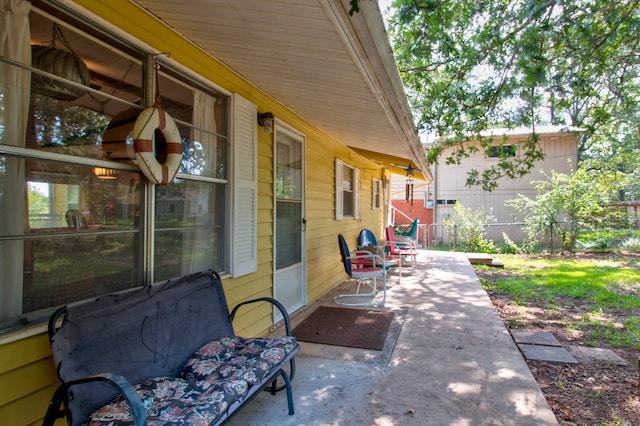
[65,210,94,229]
[338,234,352,276]
[385,226,396,245]
[407,219,419,238]
[357,229,378,248]
[385,226,402,253]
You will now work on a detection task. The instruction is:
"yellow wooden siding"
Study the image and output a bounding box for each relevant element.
[1,1,388,423]
[52,185,67,227]
[0,334,58,425]
[304,131,384,303]
[0,383,60,425]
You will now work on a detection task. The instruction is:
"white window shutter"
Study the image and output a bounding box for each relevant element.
[231,93,257,277]
[354,167,360,219]
[335,158,343,220]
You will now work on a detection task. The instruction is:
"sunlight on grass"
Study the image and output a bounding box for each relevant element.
[483,255,640,350]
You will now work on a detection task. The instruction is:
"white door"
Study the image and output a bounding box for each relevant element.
[273,124,305,321]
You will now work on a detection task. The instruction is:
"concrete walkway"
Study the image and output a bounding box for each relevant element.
[227,250,558,426]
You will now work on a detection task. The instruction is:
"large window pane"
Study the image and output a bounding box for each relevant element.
[343,165,354,217]
[25,11,144,159]
[23,232,142,313]
[276,201,302,268]
[177,87,228,179]
[0,4,231,333]
[154,179,226,280]
[0,155,143,329]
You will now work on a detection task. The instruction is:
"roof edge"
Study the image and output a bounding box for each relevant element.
[323,0,429,177]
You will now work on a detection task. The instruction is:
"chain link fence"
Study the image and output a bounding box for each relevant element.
[422,222,526,249]
[415,219,640,252]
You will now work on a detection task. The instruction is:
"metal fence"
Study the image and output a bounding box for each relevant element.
[423,222,528,248]
[418,221,640,253]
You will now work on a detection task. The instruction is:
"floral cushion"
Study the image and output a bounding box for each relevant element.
[181,336,297,385]
[84,376,248,426]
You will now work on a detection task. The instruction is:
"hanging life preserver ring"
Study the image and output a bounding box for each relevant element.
[133,107,182,185]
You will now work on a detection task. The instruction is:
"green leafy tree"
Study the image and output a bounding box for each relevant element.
[506,167,619,252]
[386,0,640,191]
[27,184,49,214]
[578,119,640,201]
[442,202,496,252]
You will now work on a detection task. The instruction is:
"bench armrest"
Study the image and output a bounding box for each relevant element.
[230,297,293,336]
[392,236,418,249]
[229,297,298,392]
[43,373,147,426]
[349,251,387,268]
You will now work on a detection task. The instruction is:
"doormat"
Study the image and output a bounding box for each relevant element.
[292,306,394,351]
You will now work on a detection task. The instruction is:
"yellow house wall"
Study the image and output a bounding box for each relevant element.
[1,1,387,423]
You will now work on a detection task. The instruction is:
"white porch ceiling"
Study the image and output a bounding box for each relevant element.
[132,0,430,179]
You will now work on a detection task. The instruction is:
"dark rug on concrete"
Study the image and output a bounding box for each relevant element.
[292,306,394,350]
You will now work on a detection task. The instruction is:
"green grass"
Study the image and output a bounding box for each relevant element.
[578,229,640,252]
[481,254,640,350]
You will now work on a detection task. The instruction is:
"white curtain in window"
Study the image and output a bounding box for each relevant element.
[0,0,30,320]
[182,89,217,273]
[192,89,219,176]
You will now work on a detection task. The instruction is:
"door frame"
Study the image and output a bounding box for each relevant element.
[272,119,306,322]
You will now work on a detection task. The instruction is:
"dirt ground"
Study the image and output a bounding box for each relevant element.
[475,255,640,426]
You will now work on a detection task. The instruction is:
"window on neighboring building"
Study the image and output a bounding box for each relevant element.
[372,178,382,209]
[436,199,458,205]
[335,158,360,219]
[487,145,517,158]
[0,4,256,332]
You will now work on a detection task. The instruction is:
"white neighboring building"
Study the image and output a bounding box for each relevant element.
[430,126,582,243]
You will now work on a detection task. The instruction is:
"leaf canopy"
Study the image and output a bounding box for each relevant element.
[386,0,640,192]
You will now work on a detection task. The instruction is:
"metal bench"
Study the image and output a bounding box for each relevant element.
[42,270,299,426]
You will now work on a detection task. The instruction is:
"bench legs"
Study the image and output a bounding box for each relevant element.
[277,369,295,415]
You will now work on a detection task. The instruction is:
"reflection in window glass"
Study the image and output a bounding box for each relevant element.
[0,155,143,328]
[154,179,226,280]
[0,5,230,333]
[276,201,302,268]
[179,89,228,179]
[373,178,382,209]
[26,9,144,159]
[342,165,354,217]
[276,138,302,200]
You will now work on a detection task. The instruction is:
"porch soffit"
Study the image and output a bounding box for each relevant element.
[352,148,432,182]
[131,0,429,176]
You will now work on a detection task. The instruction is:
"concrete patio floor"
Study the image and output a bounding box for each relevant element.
[226,250,558,426]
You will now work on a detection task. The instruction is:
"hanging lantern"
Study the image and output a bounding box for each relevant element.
[31,44,90,101]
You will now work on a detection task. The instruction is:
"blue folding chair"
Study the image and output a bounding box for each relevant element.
[336,234,389,307]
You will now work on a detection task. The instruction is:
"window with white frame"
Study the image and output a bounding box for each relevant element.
[0,3,256,332]
[335,158,360,219]
[372,178,382,209]
[487,145,517,158]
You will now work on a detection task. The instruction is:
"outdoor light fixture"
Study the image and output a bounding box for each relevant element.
[94,167,117,179]
[257,112,274,134]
